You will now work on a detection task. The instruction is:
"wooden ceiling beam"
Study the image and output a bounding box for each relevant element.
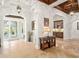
[55,0,79,14]
[39,0,57,5]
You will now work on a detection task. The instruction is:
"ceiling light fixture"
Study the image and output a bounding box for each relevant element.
[68,0,77,16]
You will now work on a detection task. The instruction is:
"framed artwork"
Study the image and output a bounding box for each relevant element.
[54,20,63,29]
[44,18,49,27]
[32,21,35,30]
[77,22,79,30]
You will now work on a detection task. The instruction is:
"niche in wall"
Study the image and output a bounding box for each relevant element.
[53,20,63,38]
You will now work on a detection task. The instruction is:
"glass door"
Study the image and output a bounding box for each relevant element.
[3,20,10,41]
[3,20,17,41]
[3,20,24,41]
[10,21,17,39]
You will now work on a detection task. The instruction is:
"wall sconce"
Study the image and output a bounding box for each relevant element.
[17,5,21,14]
[44,27,50,32]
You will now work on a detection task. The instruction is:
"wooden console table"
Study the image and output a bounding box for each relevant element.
[39,36,56,50]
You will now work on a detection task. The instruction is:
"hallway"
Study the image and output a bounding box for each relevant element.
[0,39,79,58]
[0,0,79,58]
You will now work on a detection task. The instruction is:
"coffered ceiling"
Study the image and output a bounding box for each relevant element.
[39,0,79,14]
[55,0,79,14]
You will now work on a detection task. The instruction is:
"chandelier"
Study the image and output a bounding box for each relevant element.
[68,0,77,16]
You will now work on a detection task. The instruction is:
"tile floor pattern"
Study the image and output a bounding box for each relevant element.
[0,38,79,58]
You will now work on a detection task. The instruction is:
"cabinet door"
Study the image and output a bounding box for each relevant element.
[57,32,63,38]
[53,32,63,38]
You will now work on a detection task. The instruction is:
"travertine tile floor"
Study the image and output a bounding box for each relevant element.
[0,38,79,58]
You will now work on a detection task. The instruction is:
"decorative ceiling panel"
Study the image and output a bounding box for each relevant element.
[39,0,57,5]
[55,0,79,14]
